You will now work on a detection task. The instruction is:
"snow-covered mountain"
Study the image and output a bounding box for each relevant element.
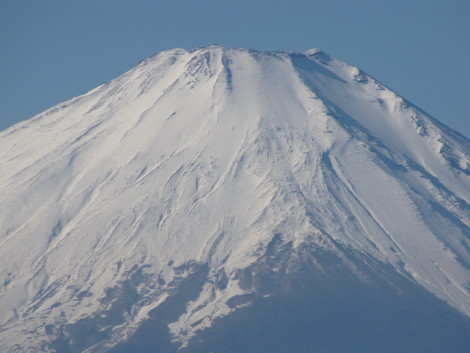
[1,46,470,352]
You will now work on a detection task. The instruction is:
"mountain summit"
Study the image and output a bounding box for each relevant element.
[1,46,470,352]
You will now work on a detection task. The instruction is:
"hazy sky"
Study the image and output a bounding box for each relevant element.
[1,0,469,137]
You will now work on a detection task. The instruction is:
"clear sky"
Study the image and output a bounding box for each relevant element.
[1,0,469,137]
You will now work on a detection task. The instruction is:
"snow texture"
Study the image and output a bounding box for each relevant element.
[0,46,469,352]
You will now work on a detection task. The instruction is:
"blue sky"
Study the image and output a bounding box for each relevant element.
[1,0,469,137]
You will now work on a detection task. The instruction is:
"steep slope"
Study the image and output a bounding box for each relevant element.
[0,46,469,352]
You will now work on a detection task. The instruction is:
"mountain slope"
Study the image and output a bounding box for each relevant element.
[0,46,469,352]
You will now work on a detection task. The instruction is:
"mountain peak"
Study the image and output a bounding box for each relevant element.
[1,46,469,352]
[304,48,322,55]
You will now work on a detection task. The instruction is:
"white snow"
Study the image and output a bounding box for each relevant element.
[0,46,469,351]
